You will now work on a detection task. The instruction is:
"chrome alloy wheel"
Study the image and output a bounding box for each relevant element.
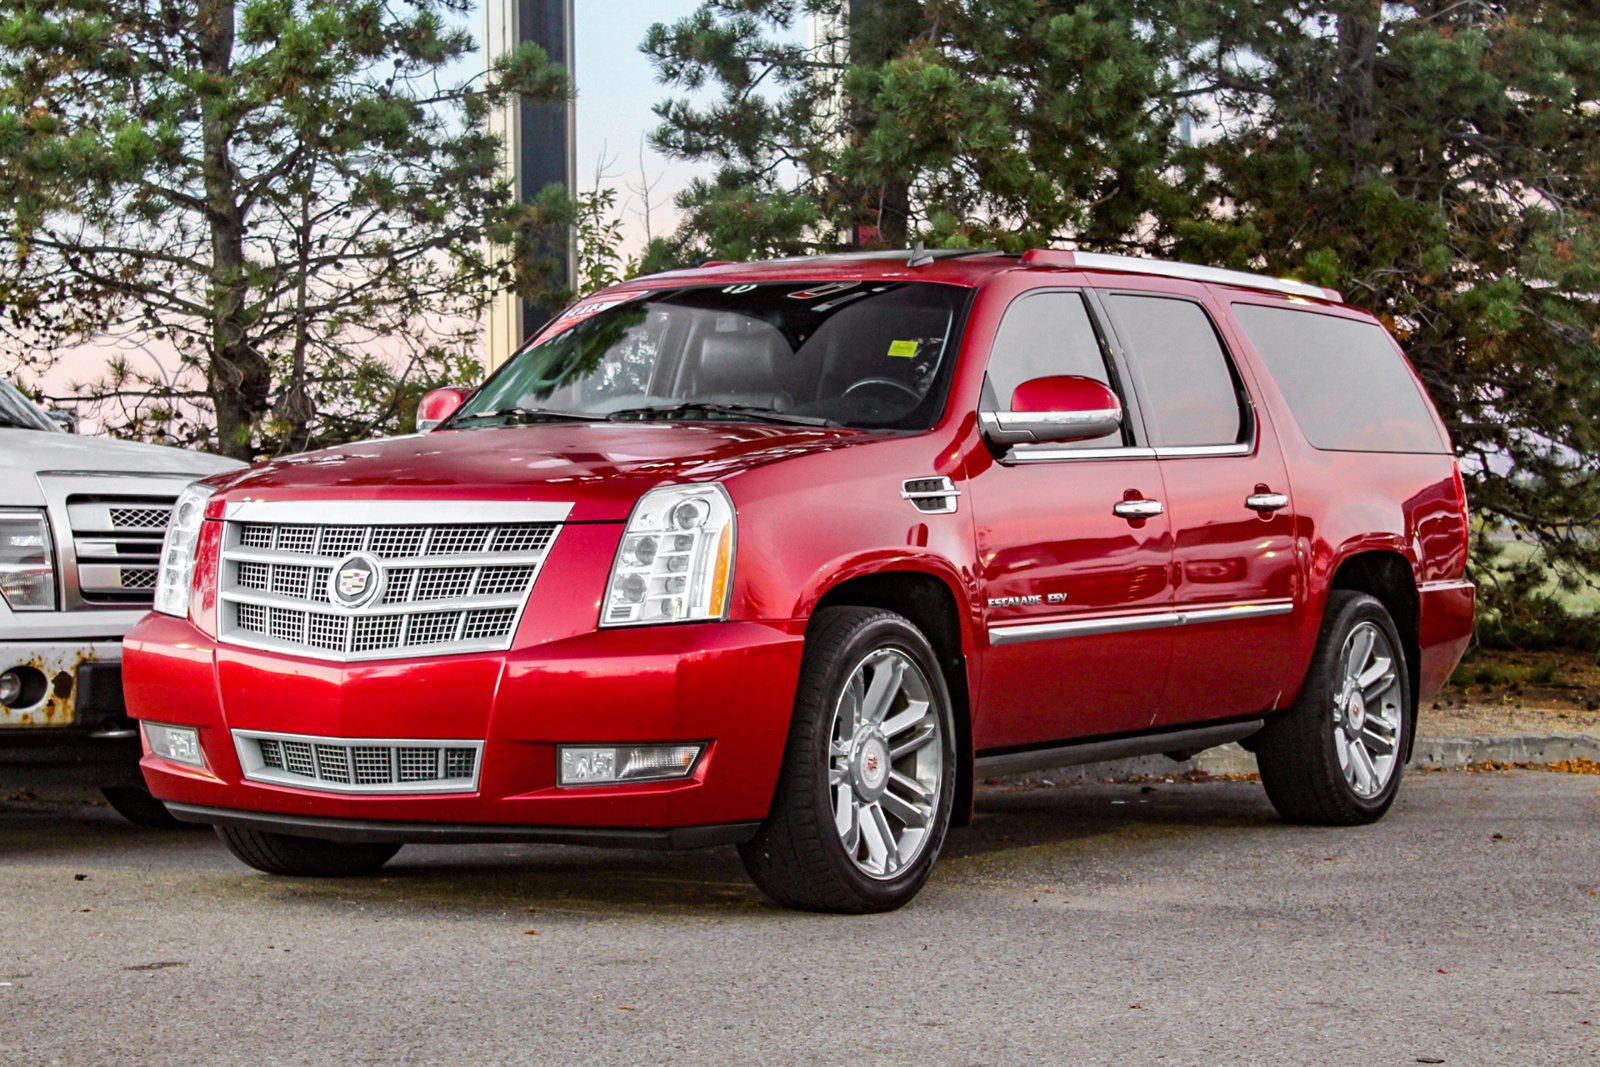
[1331,620,1403,798]
[828,648,944,880]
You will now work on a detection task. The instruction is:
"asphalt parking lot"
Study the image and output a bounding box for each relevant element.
[3,771,1597,1066]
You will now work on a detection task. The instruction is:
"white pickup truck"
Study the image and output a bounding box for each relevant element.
[1,379,240,824]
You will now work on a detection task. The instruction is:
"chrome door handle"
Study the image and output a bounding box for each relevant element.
[1245,493,1290,513]
[1113,499,1165,520]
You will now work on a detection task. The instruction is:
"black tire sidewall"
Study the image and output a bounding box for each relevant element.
[795,611,957,909]
[1289,592,1412,821]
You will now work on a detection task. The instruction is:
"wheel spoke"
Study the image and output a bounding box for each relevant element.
[880,786,929,828]
[870,802,900,873]
[859,801,891,871]
[1346,627,1376,684]
[881,699,930,739]
[1362,725,1397,757]
[888,770,932,804]
[1359,655,1394,698]
[1332,728,1354,781]
[834,785,859,851]
[861,656,905,724]
[1348,740,1378,794]
[890,722,937,761]
[841,671,867,738]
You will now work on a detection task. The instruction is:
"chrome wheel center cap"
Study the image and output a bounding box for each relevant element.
[853,734,890,800]
[1346,693,1367,736]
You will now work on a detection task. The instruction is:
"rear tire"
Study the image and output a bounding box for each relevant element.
[1257,591,1411,825]
[215,825,400,877]
[739,607,956,913]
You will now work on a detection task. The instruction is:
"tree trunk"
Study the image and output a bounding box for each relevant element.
[197,0,268,460]
[1335,0,1382,175]
[847,0,917,249]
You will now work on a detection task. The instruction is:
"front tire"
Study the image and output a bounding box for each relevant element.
[740,606,956,913]
[100,786,190,829]
[215,825,400,877]
[1256,591,1411,825]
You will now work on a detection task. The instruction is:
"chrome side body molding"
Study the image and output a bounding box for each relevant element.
[988,600,1294,647]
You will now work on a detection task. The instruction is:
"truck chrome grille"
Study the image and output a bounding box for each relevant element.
[65,494,180,605]
[235,730,483,794]
[216,503,568,662]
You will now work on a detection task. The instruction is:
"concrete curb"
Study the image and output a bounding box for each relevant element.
[988,733,1600,785]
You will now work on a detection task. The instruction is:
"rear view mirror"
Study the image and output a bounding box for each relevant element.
[416,387,472,432]
[978,375,1123,446]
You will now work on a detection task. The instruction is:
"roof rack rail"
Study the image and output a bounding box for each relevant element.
[1020,249,1341,302]
[696,248,997,269]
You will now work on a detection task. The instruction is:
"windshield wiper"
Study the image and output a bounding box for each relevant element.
[605,402,835,427]
[449,407,610,426]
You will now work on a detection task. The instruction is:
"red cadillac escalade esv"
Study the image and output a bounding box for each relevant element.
[124,249,1474,912]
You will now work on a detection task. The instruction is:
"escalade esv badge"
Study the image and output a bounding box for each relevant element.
[329,554,383,609]
[123,247,1475,914]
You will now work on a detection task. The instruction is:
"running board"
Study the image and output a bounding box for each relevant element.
[974,720,1265,778]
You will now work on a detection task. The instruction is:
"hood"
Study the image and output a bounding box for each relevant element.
[208,422,884,522]
[1,427,242,505]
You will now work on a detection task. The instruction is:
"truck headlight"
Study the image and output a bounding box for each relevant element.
[602,484,735,627]
[153,483,216,618]
[0,510,56,611]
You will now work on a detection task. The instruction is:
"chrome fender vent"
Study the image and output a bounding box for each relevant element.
[901,477,961,515]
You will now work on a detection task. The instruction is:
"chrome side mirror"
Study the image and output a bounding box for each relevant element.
[978,375,1123,447]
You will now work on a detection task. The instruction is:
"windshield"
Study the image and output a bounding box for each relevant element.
[0,380,57,432]
[451,281,971,431]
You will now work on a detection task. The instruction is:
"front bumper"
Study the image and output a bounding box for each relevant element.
[0,639,125,730]
[0,638,145,786]
[124,614,806,841]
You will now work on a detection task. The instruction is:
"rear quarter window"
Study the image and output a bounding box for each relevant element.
[1231,304,1449,454]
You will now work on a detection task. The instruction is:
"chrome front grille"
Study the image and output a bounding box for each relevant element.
[216,501,571,662]
[65,495,179,604]
[235,730,483,794]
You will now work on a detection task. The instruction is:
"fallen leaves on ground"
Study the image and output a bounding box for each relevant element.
[1462,758,1600,775]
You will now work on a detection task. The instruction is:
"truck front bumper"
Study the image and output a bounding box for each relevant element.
[124,614,807,844]
[0,640,146,786]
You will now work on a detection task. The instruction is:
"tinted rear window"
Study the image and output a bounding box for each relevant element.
[1106,295,1248,448]
[1232,305,1448,454]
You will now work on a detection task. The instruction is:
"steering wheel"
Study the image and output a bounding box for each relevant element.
[844,377,921,401]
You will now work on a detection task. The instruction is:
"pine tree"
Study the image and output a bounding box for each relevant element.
[647,0,1600,593]
[642,0,1180,257]
[1158,0,1600,583]
[0,0,567,458]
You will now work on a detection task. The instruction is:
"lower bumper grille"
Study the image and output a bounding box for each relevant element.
[233,730,483,795]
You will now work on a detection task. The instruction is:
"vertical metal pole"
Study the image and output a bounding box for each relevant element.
[517,0,576,339]
[484,0,575,371]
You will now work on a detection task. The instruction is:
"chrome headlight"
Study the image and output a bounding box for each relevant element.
[153,483,216,618]
[602,484,735,627]
[0,510,56,611]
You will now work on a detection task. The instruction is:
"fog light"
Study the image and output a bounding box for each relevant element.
[0,669,20,706]
[558,744,703,787]
[144,722,205,768]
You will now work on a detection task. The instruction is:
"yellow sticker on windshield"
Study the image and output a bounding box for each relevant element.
[887,339,920,358]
